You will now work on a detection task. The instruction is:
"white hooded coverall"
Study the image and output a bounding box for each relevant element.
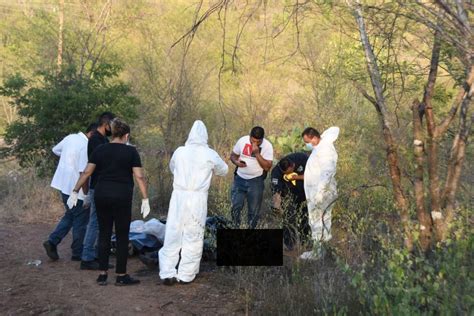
[304,126,339,243]
[159,120,228,282]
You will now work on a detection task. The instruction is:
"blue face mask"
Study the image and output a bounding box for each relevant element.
[305,142,313,150]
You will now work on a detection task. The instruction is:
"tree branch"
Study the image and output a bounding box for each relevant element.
[436,65,474,137]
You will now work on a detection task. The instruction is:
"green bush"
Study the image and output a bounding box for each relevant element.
[344,210,473,314]
[0,63,139,174]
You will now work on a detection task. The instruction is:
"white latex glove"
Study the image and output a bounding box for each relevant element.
[83,193,91,209]
[67,191,79,209]
[141,198,150,219]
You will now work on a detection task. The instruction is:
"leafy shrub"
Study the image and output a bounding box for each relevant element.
[0,63,139,174]
[344,209,473,314]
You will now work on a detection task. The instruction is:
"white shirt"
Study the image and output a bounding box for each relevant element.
[50,132,88,199]
[233,136,273,179]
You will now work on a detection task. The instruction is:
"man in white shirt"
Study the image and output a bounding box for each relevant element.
[43,126,93,261]
[230,126,273,228]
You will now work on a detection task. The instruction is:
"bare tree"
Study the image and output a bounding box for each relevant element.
[350,0,473,250]
[351,0,413,250]
[412,99,432,250]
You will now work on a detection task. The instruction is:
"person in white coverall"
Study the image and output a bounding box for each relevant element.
[300,126,339,259]
[159,120,228,285]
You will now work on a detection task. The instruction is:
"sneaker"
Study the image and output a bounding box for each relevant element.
[71,256,81,261]
[162,278,177,286]
[43,240,59,261]
[96,274,108,286]
[115,274,140,286]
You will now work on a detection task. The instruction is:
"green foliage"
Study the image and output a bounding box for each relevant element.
[267,127,309,158]
[343,211,473,314]
[1,63,139,173]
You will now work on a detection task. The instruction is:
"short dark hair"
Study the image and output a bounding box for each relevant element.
[302,127,320,138]
[111,118,130,138]
[86,122,98,134]
[279,157,294,172]
[250,126,265,139]
[98,112,115,127]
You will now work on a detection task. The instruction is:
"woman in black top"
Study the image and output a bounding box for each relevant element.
[69,118,150,286]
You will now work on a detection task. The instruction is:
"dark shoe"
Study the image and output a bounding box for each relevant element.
[96,274,108,286]
[162,277,177,286]
[115,274,140,286]
[43,240,59,261]
[71,256,81,261]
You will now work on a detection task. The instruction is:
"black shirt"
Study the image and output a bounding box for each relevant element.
[271,152,309,203]
[89,143,142,200]
[88,131,109,189]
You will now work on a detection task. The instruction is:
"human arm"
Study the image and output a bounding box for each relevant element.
[133,167,148,200]
[230,152,246,168]
[270,168,284,212]
[79,145,89,196]
[67,163,95,209]
[213,152,229,176]
[272,193,282,213]
[251,142,272,171]
[286,174,304,181]
[72,163,95,193]
[131,148,150,218]
[169,150,177,174]
[80,173,90,208]
[52,138,66,156]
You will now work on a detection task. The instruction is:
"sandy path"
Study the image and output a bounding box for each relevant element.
[0,223,244,315]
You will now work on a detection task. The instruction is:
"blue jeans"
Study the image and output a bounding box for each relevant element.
[231,174,265,228]
[48,193,89,258]
[81,189,98,261]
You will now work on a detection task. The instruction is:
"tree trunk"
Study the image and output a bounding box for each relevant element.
[57,0,64,72]
[441,80,473,239]
[353,1,412,250]
[412,100,432,251]
[421,30,443,241]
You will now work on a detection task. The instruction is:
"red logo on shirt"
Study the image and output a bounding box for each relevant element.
[243,144,252,156]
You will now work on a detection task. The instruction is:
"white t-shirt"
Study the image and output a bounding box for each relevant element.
[233,136,273,179]
[50,132,88,200]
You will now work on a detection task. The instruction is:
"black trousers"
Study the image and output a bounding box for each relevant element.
[283,198,311,249]
[95,196,132,274]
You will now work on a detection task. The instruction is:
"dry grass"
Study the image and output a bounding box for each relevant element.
[0,162,64,224]
[221,249,358,315]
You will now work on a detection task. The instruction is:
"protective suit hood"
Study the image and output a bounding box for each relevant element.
[185,120,208,147]
[320,126,339,144]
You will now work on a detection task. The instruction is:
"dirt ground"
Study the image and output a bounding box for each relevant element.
[0,223,246,315]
